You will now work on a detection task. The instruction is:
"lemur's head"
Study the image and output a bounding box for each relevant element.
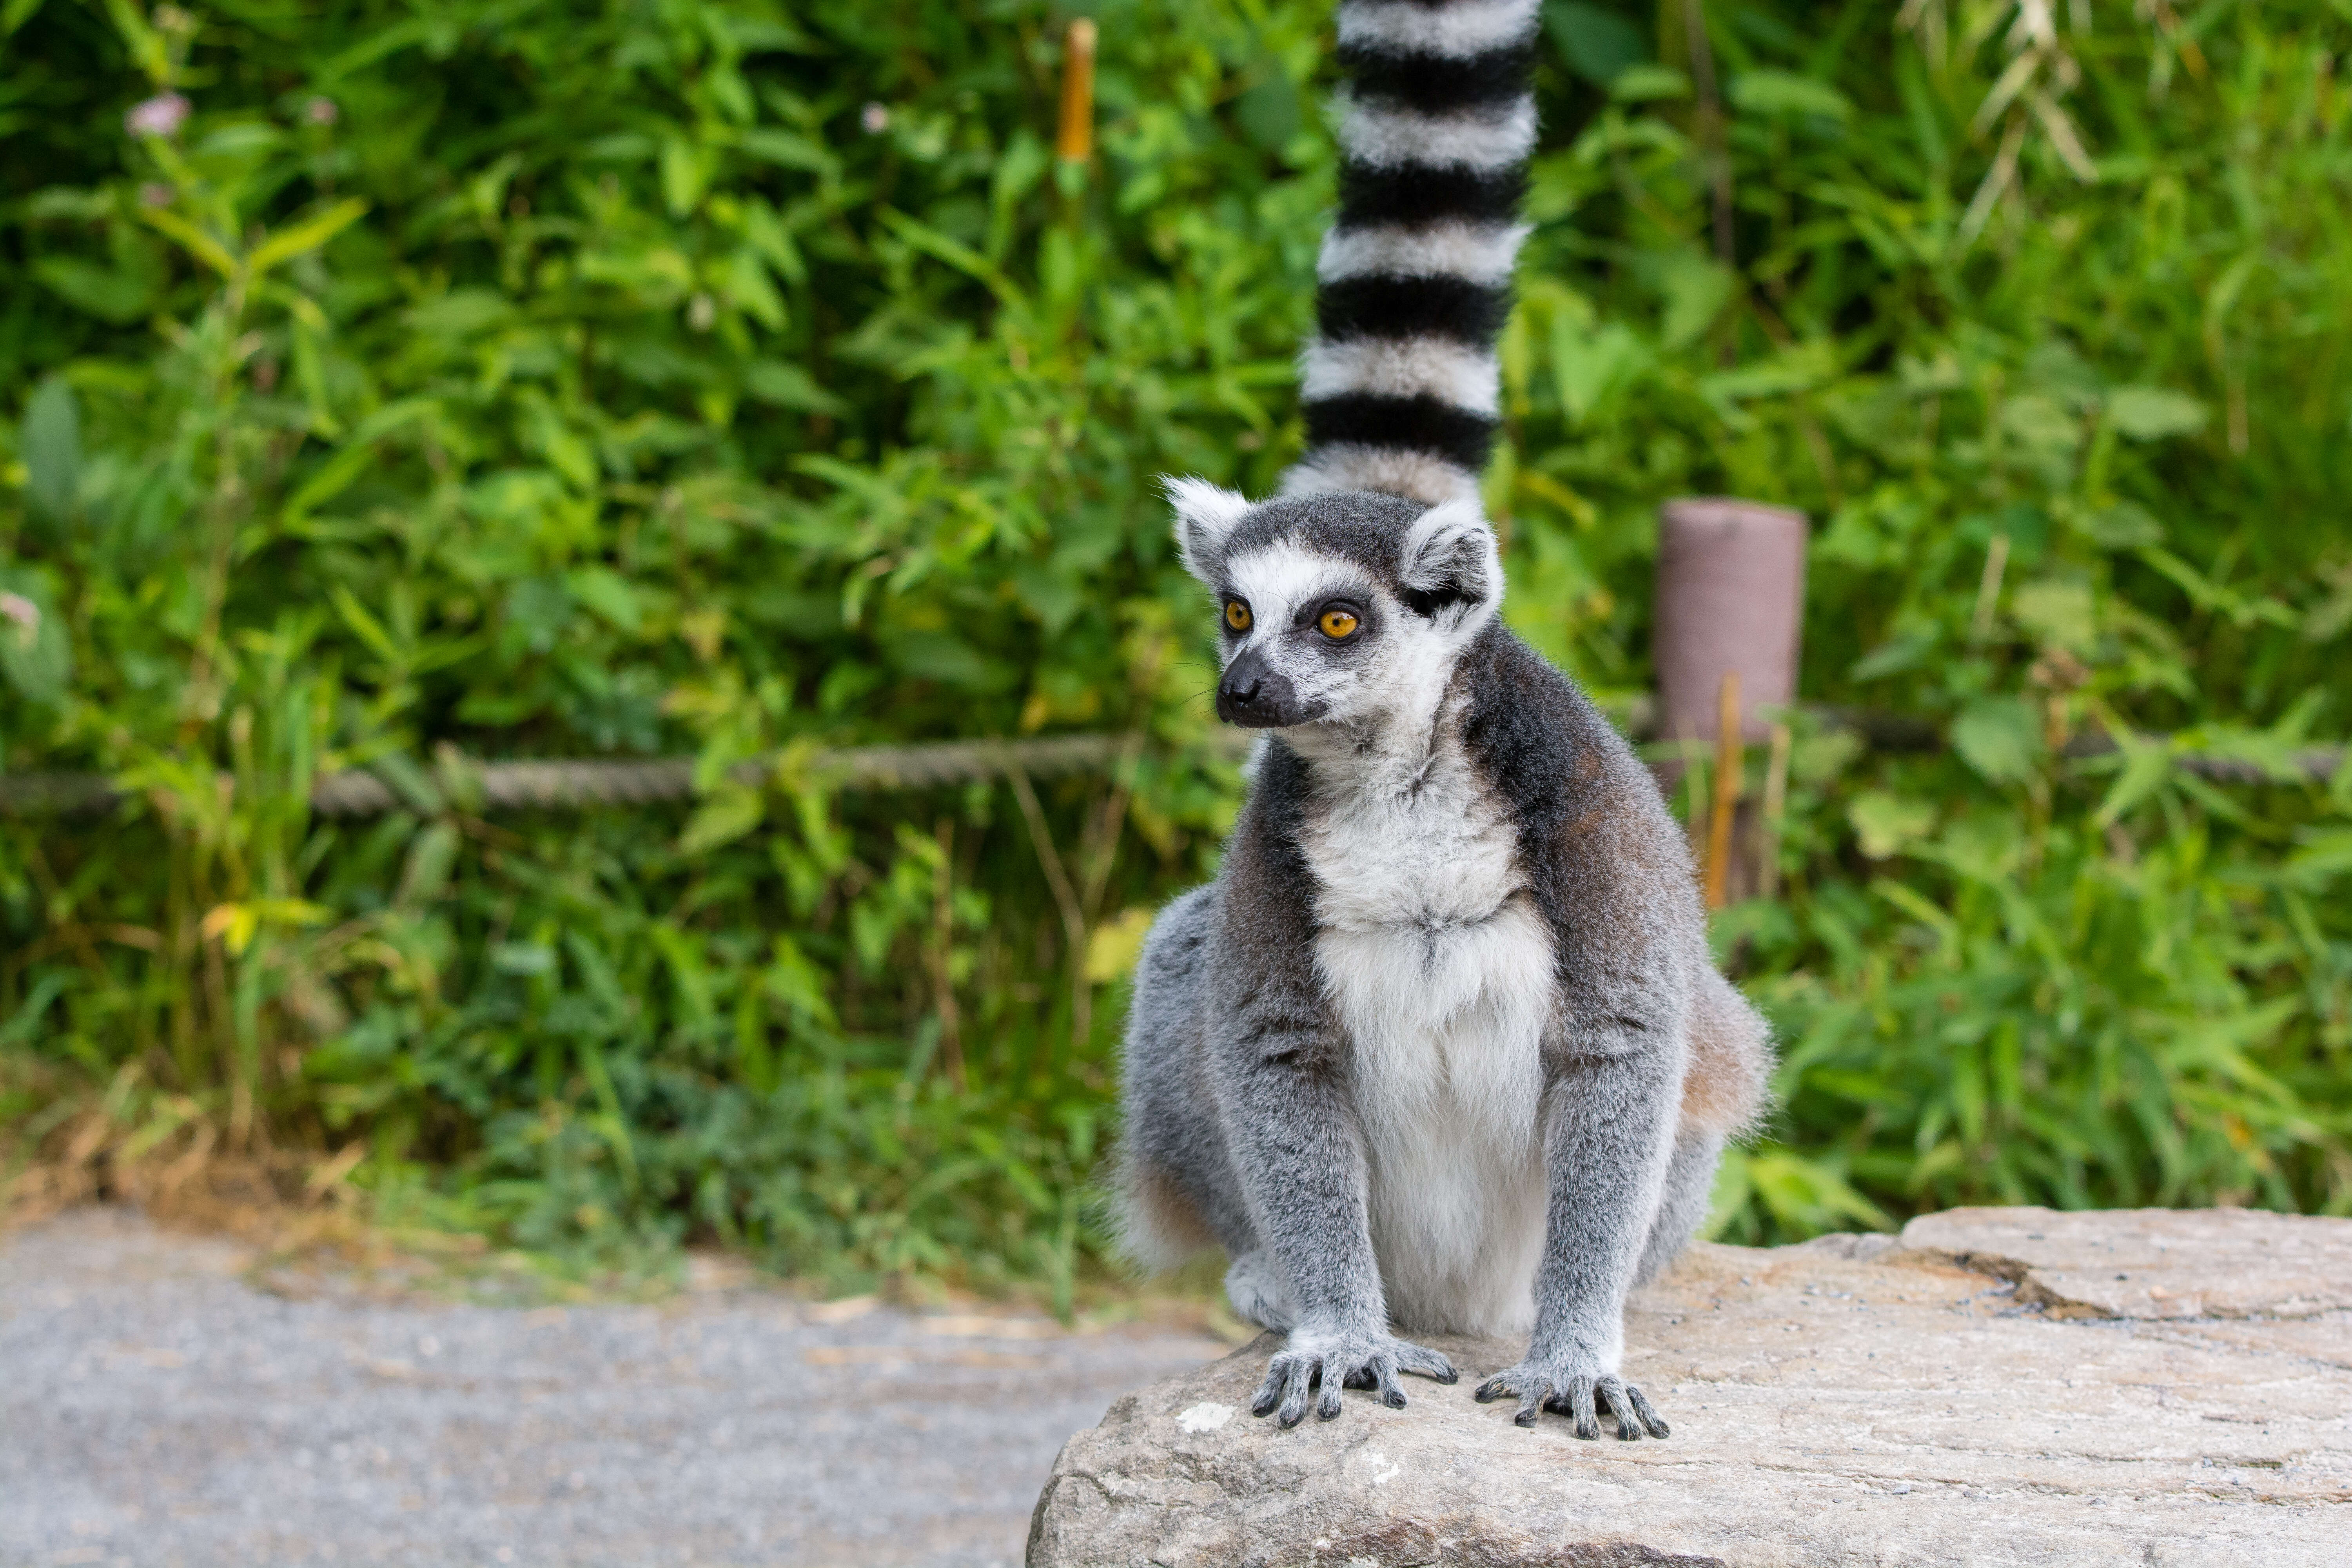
[1164,478,1503,732]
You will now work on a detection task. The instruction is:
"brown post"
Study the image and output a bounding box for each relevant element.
[1654,497,1807,904]
[1057,19,1098,163]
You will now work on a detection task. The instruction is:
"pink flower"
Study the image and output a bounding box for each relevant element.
[305,96,338,126]
[140,182,176,208]
[861,102,890,134]
[125,93,191,139]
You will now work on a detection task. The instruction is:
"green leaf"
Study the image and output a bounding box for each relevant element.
[739,128,835,177]
[744,361,847,414]
[1610,64,1690,102]
[366,752,444,815]
[249,199,369,274]
[137,208,238,278]
[1653,250,1735,352]
[0,567,71,705]
[330,584,401,662]
[1730,71,1853,121]
[19,377,80,526]
[282,442,376,524]
[1849,635,1933,681]
[1550,319,1648,425]
[2010,581,2095,652]
[397,820,463,904]
[742,200,808,285]
[490,942,556,977]
[0,973,72,1049]
[2286,829,2352,887]
[1848,791,1935,859]
[1083,906,1155,984]
[1951,697,2045,786]
[1545,1,1647,86]
[678,786,766,855]
[660,135,710,217]
[32,257,153,323]
[1234,70,1301,153]
[1,0,52,38]
[2105,387,2209,441]
[566,566,643,633]
[762,936,838,1027]
[721,250,788,329]
[2091,742,2172,829]
[873,207,1021,305]
[2075,502,2162,549]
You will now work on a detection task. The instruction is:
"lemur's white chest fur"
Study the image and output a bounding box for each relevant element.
[1294,704,1553,1336]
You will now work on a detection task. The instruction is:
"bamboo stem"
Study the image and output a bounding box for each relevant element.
[1056,19,1097,163]
[1970,532,2010,641]
[1681,0,1735,275]
[1758,720,1791,901]
[1005,760,1090,1060]
[930,816,965,1090]
[1704,670,1742,911]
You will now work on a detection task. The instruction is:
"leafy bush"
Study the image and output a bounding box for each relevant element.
[3,0,2348,1285]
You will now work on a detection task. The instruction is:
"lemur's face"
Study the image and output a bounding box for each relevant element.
[1163,479,1502,732]
[1211,543,1383,728]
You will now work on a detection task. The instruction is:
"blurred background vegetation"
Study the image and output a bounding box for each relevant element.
[2,0,2348,1298]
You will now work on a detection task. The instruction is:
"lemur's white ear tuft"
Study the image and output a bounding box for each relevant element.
[1162,476,1253,583]
[1397,498,1502,619]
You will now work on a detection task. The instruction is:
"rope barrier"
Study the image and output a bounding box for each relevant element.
[0,716,2333,820]
[0,731,1260,820]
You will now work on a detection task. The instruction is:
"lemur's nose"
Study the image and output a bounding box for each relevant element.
[1216,649,1306,728]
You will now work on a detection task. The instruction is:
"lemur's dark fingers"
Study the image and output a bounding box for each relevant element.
[1250,1359,1290,1419]
[1512,1379,1550,1427]
[1622,1382,1670,1439]
[1276,1357,1318,1427]
[1370,1353,1406,1408]
[1397,1342,1457,1385]
[1315,1363,1345,1421]
[1568,1376,1602,1441]
[1596,1376,1641,1441]
[1472,1373,1511,1404]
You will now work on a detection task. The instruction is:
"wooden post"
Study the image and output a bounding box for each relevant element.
[1057,19,1097,163]
[1654,497,1807,904]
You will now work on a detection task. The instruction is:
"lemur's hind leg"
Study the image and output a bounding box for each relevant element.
[1633,1129,1723,1287]
[1634,968,1773,1286]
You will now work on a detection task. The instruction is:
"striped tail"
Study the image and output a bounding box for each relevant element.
[1281,0,1538,508]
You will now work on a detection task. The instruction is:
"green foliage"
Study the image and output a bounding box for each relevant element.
[3,0,2349,1281]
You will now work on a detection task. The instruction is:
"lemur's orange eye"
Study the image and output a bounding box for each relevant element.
[1318,608,1360,639]
[1225,599,1251,632]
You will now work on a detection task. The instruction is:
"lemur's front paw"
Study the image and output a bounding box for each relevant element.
[1249,1326,1458,1427]
[1474,1354,1670,1441]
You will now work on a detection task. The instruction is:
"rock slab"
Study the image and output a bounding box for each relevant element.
[1027,1208,2352,1567]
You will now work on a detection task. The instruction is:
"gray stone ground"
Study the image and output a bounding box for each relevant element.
[0,1207,1225,1568]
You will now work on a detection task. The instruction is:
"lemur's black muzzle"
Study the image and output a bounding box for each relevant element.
[1216,648,1316,728]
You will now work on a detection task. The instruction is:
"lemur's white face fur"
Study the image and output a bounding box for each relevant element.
[1164,477,1503,741]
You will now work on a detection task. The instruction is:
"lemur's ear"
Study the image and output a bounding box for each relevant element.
[1397,498,1501,619]
[1162,476,1252,583]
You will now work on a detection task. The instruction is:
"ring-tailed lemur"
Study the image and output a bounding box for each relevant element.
[1112,0,1771,1440]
